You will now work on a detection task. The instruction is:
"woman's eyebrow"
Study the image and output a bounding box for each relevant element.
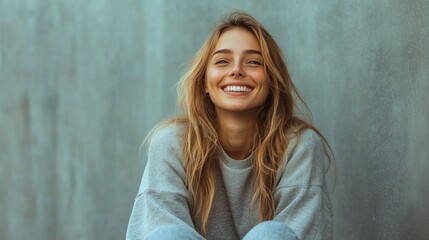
[243,49,262,55]
[212,49,262,56]
[212,49,232,56]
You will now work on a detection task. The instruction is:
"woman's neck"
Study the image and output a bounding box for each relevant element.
[217,110,257,160]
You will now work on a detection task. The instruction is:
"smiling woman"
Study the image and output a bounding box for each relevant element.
[126,10,334,240]
[205,28,270,120]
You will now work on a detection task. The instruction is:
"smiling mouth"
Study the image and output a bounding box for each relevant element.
[223,86,252,92]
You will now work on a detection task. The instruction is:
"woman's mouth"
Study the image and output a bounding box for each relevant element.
[223,85,252,92]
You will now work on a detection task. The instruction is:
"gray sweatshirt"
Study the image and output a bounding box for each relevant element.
[126,124,333,240]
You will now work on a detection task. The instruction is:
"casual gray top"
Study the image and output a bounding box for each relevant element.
[126,124,333,240]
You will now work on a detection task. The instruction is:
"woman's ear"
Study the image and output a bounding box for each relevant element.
[203,80,209,93]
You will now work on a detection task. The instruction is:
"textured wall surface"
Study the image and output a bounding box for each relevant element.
[1,0,428,239]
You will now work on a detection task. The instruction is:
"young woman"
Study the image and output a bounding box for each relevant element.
[127,11,333,240]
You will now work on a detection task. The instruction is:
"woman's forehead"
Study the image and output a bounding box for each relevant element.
[213,28,261,53]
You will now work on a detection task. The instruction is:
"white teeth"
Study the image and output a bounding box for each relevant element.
[223,86,252,92]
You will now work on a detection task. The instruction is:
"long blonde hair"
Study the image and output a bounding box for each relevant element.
[161,10,333,235]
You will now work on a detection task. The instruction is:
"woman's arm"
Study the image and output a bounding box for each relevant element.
[126,125,203,240]
[274,130,333,240]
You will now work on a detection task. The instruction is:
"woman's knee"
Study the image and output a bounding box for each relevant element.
[243,221,299,240]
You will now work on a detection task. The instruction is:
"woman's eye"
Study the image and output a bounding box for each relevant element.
[248,60,262,66]
[215,60,228,65]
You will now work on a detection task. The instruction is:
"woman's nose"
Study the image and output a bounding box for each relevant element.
[230,64,245,78]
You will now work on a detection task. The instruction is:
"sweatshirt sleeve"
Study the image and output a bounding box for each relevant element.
[126,125,203,240]
[273,130,333,240]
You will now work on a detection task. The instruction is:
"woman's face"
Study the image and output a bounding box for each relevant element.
[205,28,270,116]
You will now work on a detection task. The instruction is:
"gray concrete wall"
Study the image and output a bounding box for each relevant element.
[1,0,428,239]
